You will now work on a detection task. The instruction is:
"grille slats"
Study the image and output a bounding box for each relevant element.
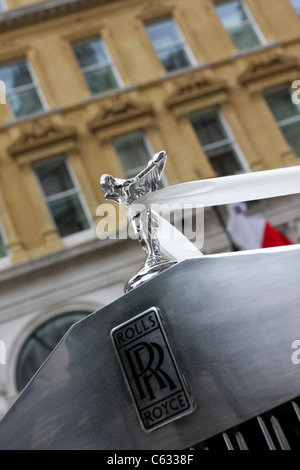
[190,397,300,450]
[292,401,300,421]
[257,416,277,450]
[235,431,249,450]
[270,416,291,450]
[222,433,235,450]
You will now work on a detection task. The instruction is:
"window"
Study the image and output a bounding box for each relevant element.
[215,0,263,51]
[0,58,45,118]
[145,17,194,72]
[113,131,154,179]
[113,131,166,188]
[264,86,300,159]
[0,227,7,259]
[290,0,300,15]
[190,109,248,176]
[34,156,91,238]
[0,1,6,12]
[16,312,89,391]
[72,36,121,95]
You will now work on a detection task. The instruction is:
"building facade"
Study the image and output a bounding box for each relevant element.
[0,0,300,417]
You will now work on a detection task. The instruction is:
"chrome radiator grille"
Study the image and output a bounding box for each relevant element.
[191,398,300,450]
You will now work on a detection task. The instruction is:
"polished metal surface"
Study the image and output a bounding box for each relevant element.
[1,246,300,449]
[100,151,176,292]
[111,307,194,432]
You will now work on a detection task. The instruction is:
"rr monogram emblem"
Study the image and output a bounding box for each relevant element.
[111,308,194,432]
[125,342,177,401]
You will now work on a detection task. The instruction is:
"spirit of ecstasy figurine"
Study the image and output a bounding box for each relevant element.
[100,151,176,292]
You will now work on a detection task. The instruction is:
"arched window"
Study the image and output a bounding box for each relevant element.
[16,312,89,392]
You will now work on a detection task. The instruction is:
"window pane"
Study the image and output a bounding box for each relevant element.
[0,59,44,118]
[291,0,300,15]
[113,132,150,176]
[158,45,190,72]
[7,88,43,118]
[216,0,262,50]
[16,312,88,392]
[84,66,118,94]
[206,144,244,176]
[230,24,261,50]
[0,59,33,91]
[72,37,108,68]
[216,1,248,29]
[264,88,300,122]
[190,110,246,177]
[0,231,7,258]
[35,157,90,238]
[281,122,300,158]
[72,37,120,94]
[35,158,74,197]
[146,18,180,48]
[49,194,90,237]
[190,111,227,146]
[146,17,192,71]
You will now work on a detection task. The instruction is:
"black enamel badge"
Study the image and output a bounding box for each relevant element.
[111,307,194,432]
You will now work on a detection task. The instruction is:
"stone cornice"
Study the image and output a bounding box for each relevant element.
[0,0,111,29]
[0,237,137,290]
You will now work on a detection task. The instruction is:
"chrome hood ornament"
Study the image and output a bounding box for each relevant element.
[100,151,177,292]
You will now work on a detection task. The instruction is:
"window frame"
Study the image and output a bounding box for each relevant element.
[112,130,168,185]
[0,222,9,264]
[34,155,93,242]
[145,16,196,72]
[0,0,6,12]
[263,85,300,158]
[290,0,300,15]
[215,0,266,51]
[15,311,90,392]
[190,108,250,176]
[0,57,47,119]
[71,36,123,95]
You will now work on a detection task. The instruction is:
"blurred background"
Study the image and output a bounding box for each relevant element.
[0,0,300,417]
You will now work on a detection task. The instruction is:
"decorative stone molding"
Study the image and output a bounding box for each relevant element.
[167,74,227,105]
[140,0,171,14]
[88,95,154,133]
[239,52,299,86]
[136,0,175,21]
[8,117,76,156]
[165,72,229,118]
[0,0,108,29]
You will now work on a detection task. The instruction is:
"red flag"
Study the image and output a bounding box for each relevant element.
[227,203,293,250]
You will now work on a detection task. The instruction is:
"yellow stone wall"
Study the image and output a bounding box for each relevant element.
[0,0,300,263]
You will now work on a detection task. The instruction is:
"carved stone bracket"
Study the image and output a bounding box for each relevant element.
[8,117,77,157]
[239,52,299,87]
[87,95,155,133]
[165,72,229,117]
